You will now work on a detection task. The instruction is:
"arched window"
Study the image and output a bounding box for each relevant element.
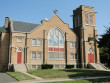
[54,36,59,46]
[48,28,64,60]
[49,36,53,46]
[59,37,64,46]
[48,28,64,46]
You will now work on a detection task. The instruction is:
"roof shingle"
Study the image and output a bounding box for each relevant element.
[12,20,40,32]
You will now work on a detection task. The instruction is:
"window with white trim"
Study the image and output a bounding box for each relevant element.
[37,39,42,46]
[32,65,36,69]
[55,65,59,69]
[48,28,64,60]
[32,52,36,59]
[32,39,36,46]
[70,42,73,48]
[59,52,65,59]
[37,52,41,59]
[85,14,88,24]
[17,38,22,42]
[70,53,74,60]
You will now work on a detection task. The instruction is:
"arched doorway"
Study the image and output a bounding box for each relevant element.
[88,47,94,63]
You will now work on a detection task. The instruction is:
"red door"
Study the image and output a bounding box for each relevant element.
[17,52,22,64]
[88,54,94,63]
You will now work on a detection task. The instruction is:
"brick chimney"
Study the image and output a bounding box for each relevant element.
[5,17,10,28]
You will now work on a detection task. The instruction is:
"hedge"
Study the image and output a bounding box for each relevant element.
[42,64,53,69]
[66,65,74,69]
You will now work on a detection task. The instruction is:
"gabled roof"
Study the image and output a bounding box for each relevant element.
[12,20,40,33]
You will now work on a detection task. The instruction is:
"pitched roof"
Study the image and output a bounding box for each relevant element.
[12,20,40,33]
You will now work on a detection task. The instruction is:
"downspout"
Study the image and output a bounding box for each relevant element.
[9,32,12,66]
[8,21,12,70]
[24,33,28,71]
[25,33,27,63]
[43,30,45,64]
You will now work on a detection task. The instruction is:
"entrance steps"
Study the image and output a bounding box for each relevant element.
[13,64,28,72]
[88,63,107,70]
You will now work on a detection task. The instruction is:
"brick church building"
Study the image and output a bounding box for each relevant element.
[0,5,105,71]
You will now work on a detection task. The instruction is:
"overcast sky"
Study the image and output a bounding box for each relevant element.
[0,0,110,37]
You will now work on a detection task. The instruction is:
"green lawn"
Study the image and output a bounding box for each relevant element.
[7,72,35,81]
[28,69,110,79]
[49,78,110,83]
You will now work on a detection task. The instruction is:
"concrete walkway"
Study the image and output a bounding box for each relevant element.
[21,72,43,80]
[0,73,16,83]
[9,76,110,83]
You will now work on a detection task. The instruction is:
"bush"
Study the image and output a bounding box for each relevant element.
[66,65,74,69]
[42,64,53,69]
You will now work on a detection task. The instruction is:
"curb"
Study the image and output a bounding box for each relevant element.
[6,72,19,81]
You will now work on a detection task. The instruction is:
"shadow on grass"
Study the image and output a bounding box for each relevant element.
[84,78,110,83]
[61,69,110,83]
[62,68,110,78]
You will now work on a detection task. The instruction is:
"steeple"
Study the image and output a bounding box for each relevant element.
[73,5,100,68]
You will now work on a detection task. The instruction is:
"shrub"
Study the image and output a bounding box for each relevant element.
[42,64,53,69]
[66,65,74,69]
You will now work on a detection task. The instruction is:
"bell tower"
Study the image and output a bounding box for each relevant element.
[73,5,100,68]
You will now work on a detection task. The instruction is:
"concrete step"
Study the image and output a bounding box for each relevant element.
[88,63,107,70]
[13,64,27,72]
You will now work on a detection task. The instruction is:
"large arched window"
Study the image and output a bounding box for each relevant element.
[48,28,64,60]
[48,36,53,46]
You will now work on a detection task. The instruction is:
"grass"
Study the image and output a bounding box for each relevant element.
[7,72,35,81]
[28,68,110,79]
[49,78,110,83]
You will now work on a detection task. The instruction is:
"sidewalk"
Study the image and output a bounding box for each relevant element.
[21,72,43,80]
[9,76,110,83]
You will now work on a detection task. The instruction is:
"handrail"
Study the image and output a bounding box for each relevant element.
[98,63,107,70]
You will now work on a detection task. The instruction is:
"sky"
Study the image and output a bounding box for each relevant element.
[0,0,110,37]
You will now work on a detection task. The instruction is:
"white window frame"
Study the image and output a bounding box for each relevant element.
[32,65,36,69]
[48,28,65,61]
[59,52,65,60]
[37,52,41,59]
[17,38,22,43]
[55,65,59,69]
[70,53,74,60]
[32,39,36,46]
[32,52,36,59]
[37,39,42,46]
[70,42,73,48]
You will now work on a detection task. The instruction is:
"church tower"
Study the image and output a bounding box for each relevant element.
[73,5,100,68]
